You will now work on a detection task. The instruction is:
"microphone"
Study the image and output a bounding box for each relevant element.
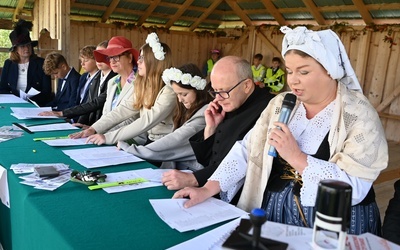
[267,93,297,157]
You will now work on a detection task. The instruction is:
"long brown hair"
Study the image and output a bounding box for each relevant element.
[172,63,212,129]
[133,42,173,110]
[9,47,37,63]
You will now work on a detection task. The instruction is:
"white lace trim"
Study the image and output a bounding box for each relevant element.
[209,138,249,202]
[301,156,342,206]
[288,101,334,154]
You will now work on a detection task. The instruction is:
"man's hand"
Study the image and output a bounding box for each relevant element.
[72,123,90,130]
[172,186,213,208]
[162,170,199,190]
[38,111,62,116]
[204,100,225,139]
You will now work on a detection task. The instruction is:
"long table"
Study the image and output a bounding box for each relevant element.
[0,102,217,250]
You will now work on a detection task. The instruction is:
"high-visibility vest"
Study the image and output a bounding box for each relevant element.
[251,64,266,83]
[265,67,285,92]
[206,59,214,75]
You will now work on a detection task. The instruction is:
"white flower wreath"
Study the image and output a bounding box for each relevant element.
[162,67,207,90]
[145,32,165,61]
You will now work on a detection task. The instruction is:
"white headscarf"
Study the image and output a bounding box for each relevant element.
[280,26,361,91]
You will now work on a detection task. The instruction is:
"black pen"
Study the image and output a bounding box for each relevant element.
[12,122,34,134]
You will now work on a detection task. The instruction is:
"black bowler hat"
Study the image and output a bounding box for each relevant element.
[9,19,38,52]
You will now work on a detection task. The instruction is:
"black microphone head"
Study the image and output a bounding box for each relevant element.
[282,93,297,110]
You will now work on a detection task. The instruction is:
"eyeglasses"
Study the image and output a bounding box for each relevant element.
[106,53,126,63]
[138,55,144,63]
[208,78,248,99]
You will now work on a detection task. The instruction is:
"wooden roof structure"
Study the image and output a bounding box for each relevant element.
[1,0,400,31]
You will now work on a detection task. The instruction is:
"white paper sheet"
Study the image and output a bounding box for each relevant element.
[149,197,247,233]
[0,165,10,208]
[62,146,144,168]
[10,107,59,119]
[170,217,400,250]
[28,123,79,132]
[101,168,163,193]
[0,94,28,104]
[42,138,89,146]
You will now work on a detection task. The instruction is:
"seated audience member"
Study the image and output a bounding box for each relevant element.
[251,53,266,86]
[382,179,400,244]
[71,33,176,146]
[263,56,285,92]
[118,63,212,171]
[0,19,52,106]
[66,40,117,127]
[173,26,388,236]
[43,52,80,111]
[161,56,274,190]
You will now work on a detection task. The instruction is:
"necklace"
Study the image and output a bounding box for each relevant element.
[19,62,29,72]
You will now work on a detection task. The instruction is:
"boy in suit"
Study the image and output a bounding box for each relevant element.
[43,52,80,111]
[76,45,99,106]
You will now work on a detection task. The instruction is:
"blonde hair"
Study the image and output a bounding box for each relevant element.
[133,42,173,109]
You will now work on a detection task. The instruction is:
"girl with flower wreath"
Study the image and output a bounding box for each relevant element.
[117,63,212,171]
[74,33,177,146]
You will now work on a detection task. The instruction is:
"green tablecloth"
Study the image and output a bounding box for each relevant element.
[0,102,216,250]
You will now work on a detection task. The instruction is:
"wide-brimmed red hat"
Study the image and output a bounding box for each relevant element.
[9,20,38,52]
[93,36,139,64]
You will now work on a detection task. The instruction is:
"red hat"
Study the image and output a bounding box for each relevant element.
[93,36,139,64]
[210,49,220,54]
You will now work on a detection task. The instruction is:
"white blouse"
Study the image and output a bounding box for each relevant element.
[210,101,372,206]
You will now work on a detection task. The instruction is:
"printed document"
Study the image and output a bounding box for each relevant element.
[149,197,247,233]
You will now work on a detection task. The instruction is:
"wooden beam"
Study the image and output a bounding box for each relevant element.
[376,84,400,112]
[137,0,162,26]
[224,0,253,27]
[13,0,27,21]
[351,0,373,24]
[101,0,120,23]
[260,0,287,26]
[189,0,223,31]
[379,112,400,121]
[256,31,281,56]
[301,0,326,25]
[354,30,371,86]
[226,31,249,55]
[165,0,194,29]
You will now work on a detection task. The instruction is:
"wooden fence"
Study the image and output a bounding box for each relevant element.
[37,21,400,142]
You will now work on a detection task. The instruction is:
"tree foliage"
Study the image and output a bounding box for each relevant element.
[0,29,12,68]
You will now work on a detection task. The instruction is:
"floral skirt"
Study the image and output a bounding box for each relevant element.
[261,181,382,235]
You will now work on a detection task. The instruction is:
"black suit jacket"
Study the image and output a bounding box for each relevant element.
[189,87,274,186]
[46,68,80,111]
[63,71,117,125]
[382,179,400,245]
[0,57,52,106]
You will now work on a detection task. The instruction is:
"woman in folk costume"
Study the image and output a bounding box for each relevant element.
[173,26,388,235]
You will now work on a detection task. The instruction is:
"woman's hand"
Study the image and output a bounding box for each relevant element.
[69,127,96,139]
[268,122,307,173]
[172,187,213,208]
[86,134,106,145]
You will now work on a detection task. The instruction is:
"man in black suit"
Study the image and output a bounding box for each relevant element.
[382,179,400,245]
[162,56,274,191]
[43,52,80,111]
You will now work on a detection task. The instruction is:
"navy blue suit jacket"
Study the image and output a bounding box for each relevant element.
[76,71,99,105]
[47,68,81,111]
[0,56,52,106]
